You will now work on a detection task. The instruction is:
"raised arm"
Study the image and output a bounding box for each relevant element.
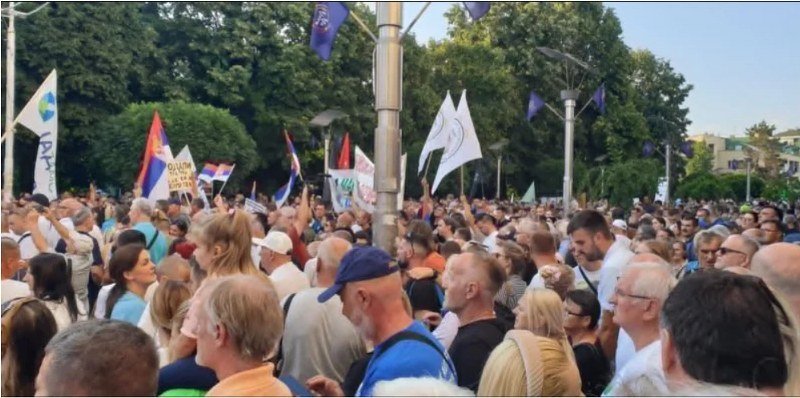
[294,185,311,235]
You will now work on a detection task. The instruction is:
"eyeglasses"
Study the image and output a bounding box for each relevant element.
[614,288,653,301]
[718,247,746,256]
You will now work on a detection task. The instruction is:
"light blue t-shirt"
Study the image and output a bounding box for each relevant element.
[110,291,147,325]
[133,222,167,265]
[357,321,457,396]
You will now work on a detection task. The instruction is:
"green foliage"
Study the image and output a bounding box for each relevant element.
[578,158,662,208]
[761,178,800,203]
[3,2,696,199]
[675,173,733,201]
[89,102,257,192]
[685,140,714,175]
[719,173,764,201]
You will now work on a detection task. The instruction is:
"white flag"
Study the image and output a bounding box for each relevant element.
[431,90,483,194]
[15,70,58,200]
[354,146,376,213]
[418,92,456,174]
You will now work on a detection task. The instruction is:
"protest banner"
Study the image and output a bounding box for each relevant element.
[166,160,195,192]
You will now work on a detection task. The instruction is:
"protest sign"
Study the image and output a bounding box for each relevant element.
[166,160,195,192]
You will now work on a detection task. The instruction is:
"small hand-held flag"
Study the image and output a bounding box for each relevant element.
[310,2,349,61]
[337,132,351,169]
[527,91,546,121]
[463,2,491,21]
[214,163,235,183]
[592,83,606,114]
[199,163,218,183]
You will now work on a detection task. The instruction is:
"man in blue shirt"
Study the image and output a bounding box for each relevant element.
[308,246,457,397]
[129,198,168,265]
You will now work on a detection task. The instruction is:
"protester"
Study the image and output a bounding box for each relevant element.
[1,298,58,396]
[604,256,676,396]
[564,289,611,396]
[491,240,530,311]
[442,251,508,391]
[104,244,157,324]
[714,234,759,270]
[129,198,168,265]
[669,239,688,278]
[36,319,159,396]
[194,275,291,396]
[685,228,726,273]
[280,237,366,385]
[308,246,456,397]
[1,238,30,304]
[149,280,192,365]
[399,220,446,273]
[679,214,699,262]
[633,239,672,263]
[254,230,309,300]
[661,270,799,396]
[24,253,86,331]
[567,210,635,365]
[760,218,784,245]
[751,242,800,321]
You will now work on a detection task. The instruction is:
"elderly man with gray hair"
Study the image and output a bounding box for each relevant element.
[129,198,168,265]
[194,274,291,396]
[685,227,729,274]
[605,253,677,396]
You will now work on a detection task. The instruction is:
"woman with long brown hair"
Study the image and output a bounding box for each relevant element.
[1,298,58,396]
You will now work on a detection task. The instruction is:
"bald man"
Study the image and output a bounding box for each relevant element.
[742,228,765,245]
[309,246,456,397]
[751,243,800,321]
[715,235,760,270]
[443,252,509,392]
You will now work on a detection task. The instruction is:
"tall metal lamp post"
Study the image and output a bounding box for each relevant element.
[489,138,509,200]
[535,46,593,217]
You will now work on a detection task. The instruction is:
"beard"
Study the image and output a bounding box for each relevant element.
[351,306,376,342]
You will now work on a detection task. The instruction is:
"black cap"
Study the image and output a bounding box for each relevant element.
[29,193,50,208]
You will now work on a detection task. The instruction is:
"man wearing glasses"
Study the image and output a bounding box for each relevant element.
[604,254,677,396]
[714,234,760,270]
[759,219,784,245]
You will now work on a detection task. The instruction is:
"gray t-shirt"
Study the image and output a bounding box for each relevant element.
[280,287,367,384]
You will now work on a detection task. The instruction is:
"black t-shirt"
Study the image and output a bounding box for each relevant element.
[573,341,612,397]
[448,318,508,392]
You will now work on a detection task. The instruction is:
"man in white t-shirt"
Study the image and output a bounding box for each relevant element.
[567,210,634,370]
[6,209,44,260]
[254,230,309,300]
[1,238,31,304]
[603,256,676,396]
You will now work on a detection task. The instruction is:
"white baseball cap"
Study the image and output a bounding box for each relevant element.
[611,219,627,230]
[252,231,293,255]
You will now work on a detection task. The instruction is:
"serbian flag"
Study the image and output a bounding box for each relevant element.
[198,163,218,183]
[136,111,174,200]
[214,163,235,182]
[337,132,351,169]
[284,131,303,180]
[273,171,297,208]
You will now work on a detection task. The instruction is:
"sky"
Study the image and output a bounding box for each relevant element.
[400,2,800,137]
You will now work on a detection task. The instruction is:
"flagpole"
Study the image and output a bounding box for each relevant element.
[3,2,16,202]
[460,165,465,197]
[423,152,434,180]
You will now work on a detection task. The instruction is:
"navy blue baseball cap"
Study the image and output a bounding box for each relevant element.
[317,246,398,303]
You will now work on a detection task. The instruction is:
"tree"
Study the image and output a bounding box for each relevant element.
[719,173,764,201]
[89,102,258,193]
[675,173,733,201]
[744,121,782,179]
[685,140,714,175]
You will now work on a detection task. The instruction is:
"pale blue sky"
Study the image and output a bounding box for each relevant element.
[400,2,800,137]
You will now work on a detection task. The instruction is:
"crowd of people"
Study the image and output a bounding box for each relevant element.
[1,184,799,396]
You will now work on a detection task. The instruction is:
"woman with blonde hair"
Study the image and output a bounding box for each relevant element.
[478,329,582,396]
[172,209,273,360]
[538,263,575,300]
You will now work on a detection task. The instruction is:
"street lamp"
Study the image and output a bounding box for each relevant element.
[489,138,509,199]
[309,109,348,202]
[536,46,593,217]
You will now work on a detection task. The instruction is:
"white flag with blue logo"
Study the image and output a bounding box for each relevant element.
[15,70,58,200]
[431,90,483,194]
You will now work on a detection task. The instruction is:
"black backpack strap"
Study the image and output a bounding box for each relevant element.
[274,293,298,375]
[147,229,159,250]
[16,232,31,244]
[373,330,454,374]
[578,266,598,295]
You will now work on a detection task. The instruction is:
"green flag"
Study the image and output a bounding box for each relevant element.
[521,180,536,204]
